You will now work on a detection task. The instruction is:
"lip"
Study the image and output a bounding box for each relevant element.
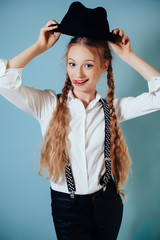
[72,79,89,86]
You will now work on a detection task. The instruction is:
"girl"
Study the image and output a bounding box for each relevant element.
[0,17,160,240]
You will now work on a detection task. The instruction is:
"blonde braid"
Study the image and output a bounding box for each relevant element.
[107,62,131,199]
[39,74,72,181]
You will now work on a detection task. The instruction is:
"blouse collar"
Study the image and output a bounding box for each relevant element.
[67,89,103,110]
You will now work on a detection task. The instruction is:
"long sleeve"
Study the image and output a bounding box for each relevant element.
[114,77,160,123]
[0,59,57,122]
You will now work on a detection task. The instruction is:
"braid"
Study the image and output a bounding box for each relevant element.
[59,74,72,106]
[107,62,131,198]
[39,74,72,181]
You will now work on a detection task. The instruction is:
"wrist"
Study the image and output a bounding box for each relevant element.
[121,50,134,63]
[34,42,47,55]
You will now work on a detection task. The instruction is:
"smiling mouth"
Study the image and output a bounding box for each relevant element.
[72,79,89,84]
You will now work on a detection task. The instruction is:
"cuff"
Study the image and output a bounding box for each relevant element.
[148,76,160,92]
[0,59,24,90]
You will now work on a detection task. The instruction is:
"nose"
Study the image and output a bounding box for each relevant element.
[76,66,85,78]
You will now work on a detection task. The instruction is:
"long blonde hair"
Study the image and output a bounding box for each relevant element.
[39,37,132,199]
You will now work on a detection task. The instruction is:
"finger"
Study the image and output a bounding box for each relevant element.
[107,40,121,53]
[119,29,124,38]
[122,35,130,45]
[112,28,120,35]
[54,32,61,40]
[108,40,120,49]
[45,19,58,27]
[41,25,58,32]
[107,41,115,48]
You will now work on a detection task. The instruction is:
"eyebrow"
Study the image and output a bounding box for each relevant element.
[68,58,95,62]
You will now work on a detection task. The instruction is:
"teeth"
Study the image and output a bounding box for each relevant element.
[76,80,88,83]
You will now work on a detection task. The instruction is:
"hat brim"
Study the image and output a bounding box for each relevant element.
[54,24,118,42]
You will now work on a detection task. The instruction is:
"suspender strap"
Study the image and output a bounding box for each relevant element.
[57,93,76,198]
[99,98,111,191]
[64,152,76,198]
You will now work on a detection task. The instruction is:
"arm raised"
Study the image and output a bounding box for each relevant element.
[6,20,61,69]
[108,29,160,82]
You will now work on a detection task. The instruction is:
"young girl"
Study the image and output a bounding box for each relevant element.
[0,15,160,240]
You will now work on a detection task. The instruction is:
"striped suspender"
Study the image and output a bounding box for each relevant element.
[57,94,76,198]
[63,151,76,198]
[99,98,112,191]
[56,94,112,198]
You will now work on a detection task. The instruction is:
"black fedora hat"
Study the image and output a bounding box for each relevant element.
[53,1,116,41]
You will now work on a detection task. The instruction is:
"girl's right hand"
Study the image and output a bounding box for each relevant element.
[108,29,131,62]
[36,20,61,52]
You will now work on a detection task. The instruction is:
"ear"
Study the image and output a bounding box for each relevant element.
[101,60,109,74]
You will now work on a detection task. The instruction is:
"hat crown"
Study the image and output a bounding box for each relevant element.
[56,1,113,41]
[69,1,107,15]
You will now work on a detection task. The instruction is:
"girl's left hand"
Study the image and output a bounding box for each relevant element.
[108,29,132,61]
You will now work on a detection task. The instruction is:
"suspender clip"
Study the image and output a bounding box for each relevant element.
[103,184,107,191]
[70,191,75,199]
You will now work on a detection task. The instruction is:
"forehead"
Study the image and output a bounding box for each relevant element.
[67,44,97,61]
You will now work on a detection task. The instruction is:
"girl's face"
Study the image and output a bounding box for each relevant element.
[67,44,108,95]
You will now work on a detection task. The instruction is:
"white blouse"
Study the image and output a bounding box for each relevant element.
[0,58,160,194]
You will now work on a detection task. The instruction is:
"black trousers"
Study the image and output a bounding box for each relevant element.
[51,178,123,240]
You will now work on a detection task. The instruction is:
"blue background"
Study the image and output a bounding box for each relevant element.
[0,0,160,239]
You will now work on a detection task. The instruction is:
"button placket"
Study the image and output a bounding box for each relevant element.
[83,111,89,190]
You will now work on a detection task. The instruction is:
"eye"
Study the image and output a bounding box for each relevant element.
[68,62,76,67]
[84,64,93,68]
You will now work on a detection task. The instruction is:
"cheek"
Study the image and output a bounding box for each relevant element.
[91,69,101,81]
[67,67,72,77]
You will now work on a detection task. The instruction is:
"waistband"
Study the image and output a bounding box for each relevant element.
[50,177,117,201]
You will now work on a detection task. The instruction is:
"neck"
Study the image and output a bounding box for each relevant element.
[72,88,97,108]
